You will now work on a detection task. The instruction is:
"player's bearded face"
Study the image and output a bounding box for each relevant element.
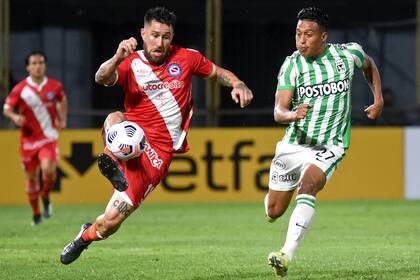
[26,55,46,80]
[295,20,327,58]
[141,20,174,65]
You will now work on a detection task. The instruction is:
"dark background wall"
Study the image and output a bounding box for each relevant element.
[5,0,417,127]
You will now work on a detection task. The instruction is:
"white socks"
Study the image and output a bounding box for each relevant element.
[281,194,316,261]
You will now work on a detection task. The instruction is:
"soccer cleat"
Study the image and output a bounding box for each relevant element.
[31,214,42,226]
[60,223,92,265]
[97,152,128,192]
[42,198,52,219]
[268,251,289,277]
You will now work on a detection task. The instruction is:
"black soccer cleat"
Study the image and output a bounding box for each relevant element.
[42,197,52,219]
[31,214,42,226]
[97,153,128,192]
[60,223,92,265]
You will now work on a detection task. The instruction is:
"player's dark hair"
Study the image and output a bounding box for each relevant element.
[297,6,329,32]
[25,51,47,66]
[144,7,176,28]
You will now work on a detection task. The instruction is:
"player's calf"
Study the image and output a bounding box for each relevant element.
[264,193,290,222]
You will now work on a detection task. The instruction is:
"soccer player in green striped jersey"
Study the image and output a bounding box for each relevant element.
[265,7,383,277]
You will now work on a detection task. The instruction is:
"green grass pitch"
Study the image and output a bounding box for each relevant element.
[0,200,419,280]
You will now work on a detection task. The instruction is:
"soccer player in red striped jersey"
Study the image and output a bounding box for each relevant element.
[3,51,68,225]
[60,6,253,264]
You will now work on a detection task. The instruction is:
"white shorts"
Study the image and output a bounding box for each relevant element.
[268,141,346,191]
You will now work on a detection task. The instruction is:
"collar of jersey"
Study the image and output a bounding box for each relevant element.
[304,43,331,63]
[138,50,166,67]
[26,76,48,91]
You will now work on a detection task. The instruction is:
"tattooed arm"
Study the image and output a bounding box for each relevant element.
[95,37,138,86]
[362,55,383,119]
[209,64,253,108]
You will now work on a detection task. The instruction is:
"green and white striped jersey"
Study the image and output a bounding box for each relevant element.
[277,42,366,149]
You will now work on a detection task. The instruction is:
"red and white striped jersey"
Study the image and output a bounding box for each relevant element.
[117,45,213,153]
[5,77,65,150]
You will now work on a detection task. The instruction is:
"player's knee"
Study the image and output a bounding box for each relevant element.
[267,203,288,219]
[42,171,56,183]
[25,179,38,194]
[104,112,126,128]
[298,181,322,196]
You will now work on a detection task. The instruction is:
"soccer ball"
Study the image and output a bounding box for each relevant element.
[105,121,146,161]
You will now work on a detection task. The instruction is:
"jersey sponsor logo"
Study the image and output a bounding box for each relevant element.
[271,172,298,183]
[279,173,298,182]
[167,63,182,77]
[132,58,151,77]
[274,159,286,170]
[144,142,163,169]
[297,79,349,98]
[135,68,150,76]
[22,138,55,150]
[140,79,185,91]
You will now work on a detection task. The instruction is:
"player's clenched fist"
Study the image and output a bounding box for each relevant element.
[364,102,383,120]
[293,103,313,120]
[231,82,253,108]
[116,37,138,60]
[12,114,25,127]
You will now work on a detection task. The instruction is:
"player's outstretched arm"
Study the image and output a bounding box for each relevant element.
[274,89,312,124]
[362,55,383,120]
[95,37,138,86]
[210,64,253,108]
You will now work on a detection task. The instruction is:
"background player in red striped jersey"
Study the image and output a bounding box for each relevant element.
[60,6,253,264]
[3,51,68,226]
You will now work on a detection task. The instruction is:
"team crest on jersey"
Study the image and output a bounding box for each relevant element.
[335,59,346,74]
[338,44,346,51]
[168,63,182,77]
[46,91,55,100]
